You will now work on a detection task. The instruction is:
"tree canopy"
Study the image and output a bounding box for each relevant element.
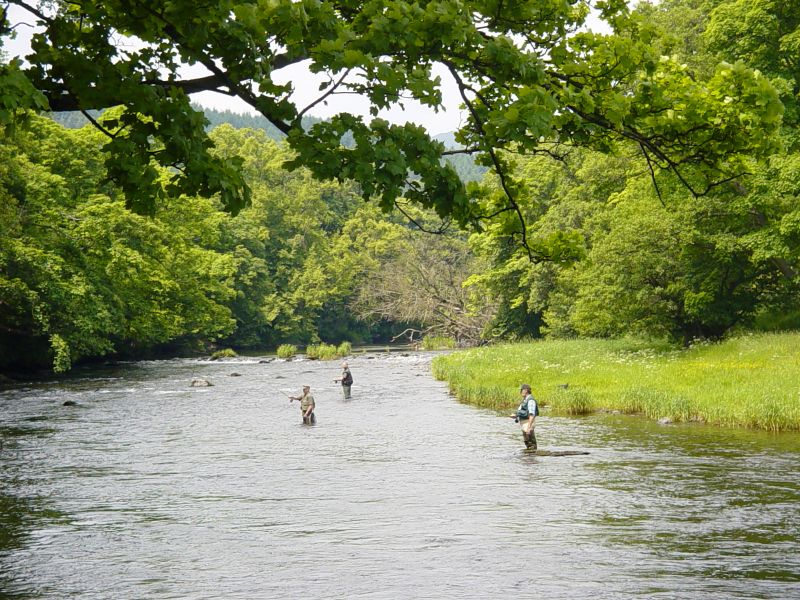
[466,0,800,344]
[1,0,784,257]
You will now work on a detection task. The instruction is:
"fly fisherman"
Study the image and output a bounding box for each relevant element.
[511,384,539,450]
[334,361,353,399]
[289,384,316,424]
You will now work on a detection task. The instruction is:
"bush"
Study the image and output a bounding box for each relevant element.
[306,342,351,360]
[210,348,237,360]
[276,344,297,359]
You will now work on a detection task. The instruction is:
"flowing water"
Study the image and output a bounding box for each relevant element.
[1,352,799,599]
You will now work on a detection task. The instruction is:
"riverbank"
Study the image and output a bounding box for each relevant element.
[431,332,800,432]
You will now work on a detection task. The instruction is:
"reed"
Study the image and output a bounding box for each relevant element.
[431,332,800,431]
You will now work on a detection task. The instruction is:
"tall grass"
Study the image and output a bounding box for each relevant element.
[431,333,800,432]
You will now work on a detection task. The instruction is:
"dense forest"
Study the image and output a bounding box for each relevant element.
[1,0,798,373]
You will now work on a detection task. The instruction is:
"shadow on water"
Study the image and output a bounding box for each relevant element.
[1,447,72,598]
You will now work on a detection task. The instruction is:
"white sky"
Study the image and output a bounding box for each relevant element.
[3,4,610,136]
[191,61,468,136]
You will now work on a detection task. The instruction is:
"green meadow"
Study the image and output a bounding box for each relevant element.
[431,332,800,432]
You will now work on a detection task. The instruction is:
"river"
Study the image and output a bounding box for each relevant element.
[1,351,799,599]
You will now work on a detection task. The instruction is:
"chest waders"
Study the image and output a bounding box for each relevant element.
[518,396,537,450]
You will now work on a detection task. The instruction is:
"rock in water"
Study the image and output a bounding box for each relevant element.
[190,378,213,387]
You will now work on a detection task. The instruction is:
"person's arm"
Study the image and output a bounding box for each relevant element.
[528,397,538,429]
[525,414,535,431]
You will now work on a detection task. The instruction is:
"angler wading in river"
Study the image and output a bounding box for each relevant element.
[289,385,316,424]
[511,384,539,450]
[334,361,353,399]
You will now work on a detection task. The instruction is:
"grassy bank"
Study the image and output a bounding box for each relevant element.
[431,333,800,432]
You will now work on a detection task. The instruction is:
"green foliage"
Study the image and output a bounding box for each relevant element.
[305,341,352,359]
[753,308,800,332]
[2,0,784,257]
[304,343,339,360]
[470,132,799,344]
[276,344,298,358]
[210,348,238,360]
[3,0,799,373]
[0,115,238,372]
[0,60,48,126]
[0,114,457,372]
[432,333,800,431]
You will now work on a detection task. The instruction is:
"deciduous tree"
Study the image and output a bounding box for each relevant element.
[1,0,783,257]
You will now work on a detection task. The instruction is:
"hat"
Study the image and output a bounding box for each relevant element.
[302,384,310,389]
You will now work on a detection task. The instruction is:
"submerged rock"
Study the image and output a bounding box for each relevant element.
[191,378,213,387]
[657,417,673,425]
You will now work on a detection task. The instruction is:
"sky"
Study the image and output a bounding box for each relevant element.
[3,3,610,137]
[190,61,469,137]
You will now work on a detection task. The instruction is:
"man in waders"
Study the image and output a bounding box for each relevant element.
[511,384,538,450]
[334,361,353,399]
[290,385,316,424]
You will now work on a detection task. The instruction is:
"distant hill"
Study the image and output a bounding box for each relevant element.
[46,106,301,140]
[201,106,286,140]
[432,132,488,183]
[432,131,460,148]
[47,107,486,182]
[47,109,104,129]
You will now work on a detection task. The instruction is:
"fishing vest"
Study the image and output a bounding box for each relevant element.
[342,370,353,385]
[516,395,539,419]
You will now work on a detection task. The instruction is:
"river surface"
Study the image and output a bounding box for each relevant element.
[1,352,799,599]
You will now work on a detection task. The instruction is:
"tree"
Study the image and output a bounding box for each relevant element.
[351,216,496,343]
[0,0,783,257]
[0,115,240,372]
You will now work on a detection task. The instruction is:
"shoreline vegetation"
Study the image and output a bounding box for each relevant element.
[431,332,800,432]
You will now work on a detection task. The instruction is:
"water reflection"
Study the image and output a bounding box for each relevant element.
[1,353,799,599]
